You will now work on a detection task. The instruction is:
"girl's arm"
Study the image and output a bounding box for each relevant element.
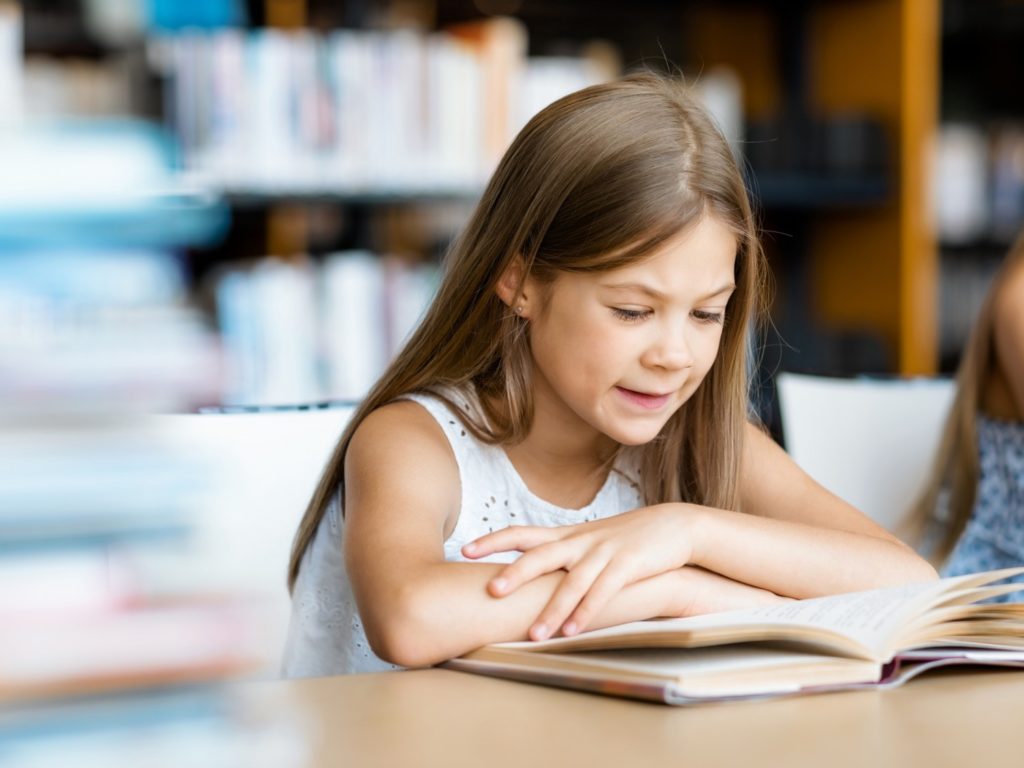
[344,402,783,667]
[466,422,937,640]
[692,422,938,596]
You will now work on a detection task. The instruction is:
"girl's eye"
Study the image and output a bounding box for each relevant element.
[612,307,650,323]
[692,310,724,325]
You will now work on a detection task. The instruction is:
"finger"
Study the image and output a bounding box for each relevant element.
[488,540,579,597]
[528,553,609,641]
[561,561,632,636]
[461,525,557,559]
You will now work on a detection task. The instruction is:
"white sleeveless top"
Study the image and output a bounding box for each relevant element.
[281,386,644,678]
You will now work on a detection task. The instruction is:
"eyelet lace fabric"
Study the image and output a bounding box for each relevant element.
[281,386,642,677]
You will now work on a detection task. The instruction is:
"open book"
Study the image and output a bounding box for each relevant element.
[444,568,1024,704]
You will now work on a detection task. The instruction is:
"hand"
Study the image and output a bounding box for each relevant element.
[461,504,697,640]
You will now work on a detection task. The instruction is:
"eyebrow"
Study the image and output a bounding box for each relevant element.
[602,282,736,301]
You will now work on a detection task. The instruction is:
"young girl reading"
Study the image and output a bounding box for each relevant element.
[283,72,936,678]
[907,230,1024,586]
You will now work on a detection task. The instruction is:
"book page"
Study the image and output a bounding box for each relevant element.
[698,568,1024,643]
[494,570,1024,660]
[735,581,946,651]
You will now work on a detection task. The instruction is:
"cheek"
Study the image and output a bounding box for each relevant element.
[690,329,727,381]
[704,327,729,372]
[577,323,632,378]
[533,310,622,381]
[701,329,726,365]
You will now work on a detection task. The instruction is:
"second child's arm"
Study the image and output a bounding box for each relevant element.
[343,402,780,667]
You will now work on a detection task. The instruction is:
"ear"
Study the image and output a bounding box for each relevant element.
[495,255,527,309]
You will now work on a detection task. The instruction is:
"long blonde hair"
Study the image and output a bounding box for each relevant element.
[288,72,767,590]
[905,230,1024,563]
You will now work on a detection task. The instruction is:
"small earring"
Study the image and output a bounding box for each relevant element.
[514,305,523,315]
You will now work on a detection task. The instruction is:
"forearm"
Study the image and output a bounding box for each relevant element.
[688,505,938,598]
[358,561,682,667]
[680,566,791,614]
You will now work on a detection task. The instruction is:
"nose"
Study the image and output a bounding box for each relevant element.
[642,321,694,372]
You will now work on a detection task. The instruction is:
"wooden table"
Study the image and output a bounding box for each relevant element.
[251,667,1024,767]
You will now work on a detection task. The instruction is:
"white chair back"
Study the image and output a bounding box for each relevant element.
[146,406,355,674]
[776,373,955,532]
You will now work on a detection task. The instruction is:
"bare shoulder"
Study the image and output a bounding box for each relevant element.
[740,419,813,488]
[741,420,782,462]
[739,419,899,540]
[739,419,807,490]
[738,419,795,510]
[345,399,461,530]
[348,399,454,466]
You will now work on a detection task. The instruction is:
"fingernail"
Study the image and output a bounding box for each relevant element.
[562,621,577,636]
[463,542,476,554]
[532,624,549,641]
[491,577,507,593]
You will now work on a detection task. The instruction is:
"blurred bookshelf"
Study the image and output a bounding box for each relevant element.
[147,9,621,407]
[6,0,970,435]
[9,2,954,401]
[934,0,1024,373]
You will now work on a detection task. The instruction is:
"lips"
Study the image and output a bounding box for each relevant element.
[615,386,672,410]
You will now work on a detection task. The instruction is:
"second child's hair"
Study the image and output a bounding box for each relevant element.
[904,230,1024,563]
[289,71,767,590]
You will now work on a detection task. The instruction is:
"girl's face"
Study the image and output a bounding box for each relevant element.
[525,214,738,447]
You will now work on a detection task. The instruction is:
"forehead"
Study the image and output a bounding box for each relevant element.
[570,215,738,298]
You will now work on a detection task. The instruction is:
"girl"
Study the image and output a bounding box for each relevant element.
[907,230,1024,587]
[283,72,936,678]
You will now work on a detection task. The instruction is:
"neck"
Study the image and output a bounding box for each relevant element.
[492,372,618,476]
[503,425,618,511]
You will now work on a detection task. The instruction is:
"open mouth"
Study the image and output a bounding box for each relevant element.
[615,387,671,410]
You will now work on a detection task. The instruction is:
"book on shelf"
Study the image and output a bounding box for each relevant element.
[447,16,527,169]
[214,250,439,404]
[155,23,614,193]
[445,568,1024,705]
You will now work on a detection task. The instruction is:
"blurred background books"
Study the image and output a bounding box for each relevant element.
[8,0,1022,407]
[0,2,303,763]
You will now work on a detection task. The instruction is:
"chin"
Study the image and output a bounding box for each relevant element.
[603,421,666,447]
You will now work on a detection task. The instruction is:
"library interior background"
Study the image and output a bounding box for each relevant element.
[0,0,1021,764]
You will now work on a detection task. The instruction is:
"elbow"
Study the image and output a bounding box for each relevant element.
[361,586,449,668]
[913,558,940,583]
[899,540,940,583]
[367,627,438,669]
[888,540,939,584]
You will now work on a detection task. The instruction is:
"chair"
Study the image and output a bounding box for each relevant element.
[147,405,355,675]
[775,372,956,532]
